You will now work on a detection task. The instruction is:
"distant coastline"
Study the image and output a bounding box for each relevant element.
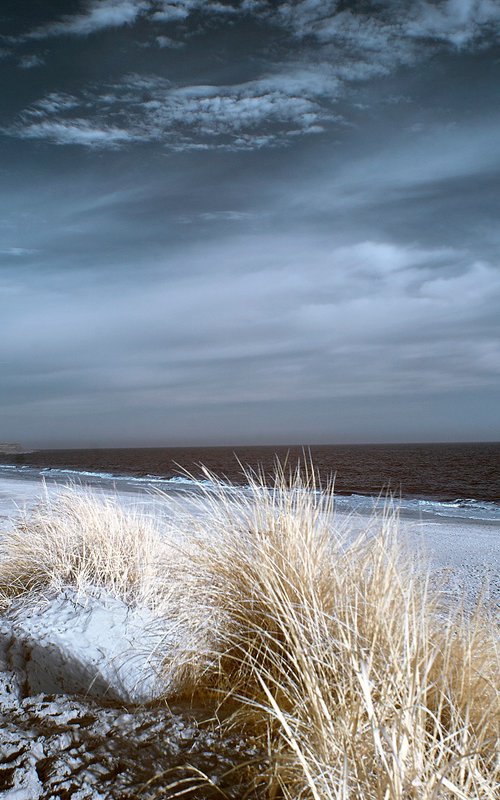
[0,443,32,455]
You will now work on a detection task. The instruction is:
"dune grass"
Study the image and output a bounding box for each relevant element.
[158,467,499,799]
[0,488,170,609]
[0,469,498,798]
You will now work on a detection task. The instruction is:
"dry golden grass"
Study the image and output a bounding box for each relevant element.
[0,488,170,609]
[0,469,498,799]
[160,467,500,799]
[0,486,225,695]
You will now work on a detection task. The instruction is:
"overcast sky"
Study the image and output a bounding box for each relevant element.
[1,1,499,447]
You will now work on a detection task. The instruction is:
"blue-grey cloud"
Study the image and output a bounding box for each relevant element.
[13,0,500,52]
[272,0,500,47]
[1,1,499,445]
[17,53,45,69]
[24,0,150,39]
[19,0,251,40]
[155,34,185,48]
[6,1,500,154]
[2,236,499,419]
[8,68,340,150]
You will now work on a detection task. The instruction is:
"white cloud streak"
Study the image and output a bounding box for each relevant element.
[0,248,39,256]
[20,0,500,49]
[23,0,246,39]
[7,1,500,153]
[26,0,150,39]
[9,69,339,149]
[15,119,140,148]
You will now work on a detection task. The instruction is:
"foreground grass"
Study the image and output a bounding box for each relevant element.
[0,470,498,799]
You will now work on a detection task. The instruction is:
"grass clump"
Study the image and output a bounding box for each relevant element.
[0,488,169,609]
[166,467,499,799]
[0,468,498,798]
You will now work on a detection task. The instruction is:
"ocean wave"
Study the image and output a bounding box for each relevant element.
[1,463,498,521]
[38,468,235,494]
[336,494,500,522]
[41,468,116,480]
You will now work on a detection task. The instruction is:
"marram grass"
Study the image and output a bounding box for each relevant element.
[0,468,498,799]
[0,488,170,609]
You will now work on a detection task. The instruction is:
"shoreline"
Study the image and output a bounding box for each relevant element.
[1,461,499,526]
[2,441,499,506]
[0,470,498,613]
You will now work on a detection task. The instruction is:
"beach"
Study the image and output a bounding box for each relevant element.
[1,467,498,607]
[0,467,498,798]
[0,470,268,798]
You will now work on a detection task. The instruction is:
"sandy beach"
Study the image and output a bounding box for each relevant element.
[0,471,498,798]
[3,4,500,796]
[1,471,498,607]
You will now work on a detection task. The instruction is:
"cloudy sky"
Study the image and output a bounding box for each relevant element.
[1,1,499,447]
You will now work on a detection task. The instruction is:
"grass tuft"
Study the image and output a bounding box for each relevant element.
[0,467,498,798]
[0,487,169,609]
[159,466,500,799]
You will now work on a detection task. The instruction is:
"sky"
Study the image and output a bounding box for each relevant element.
[1,0,499,448]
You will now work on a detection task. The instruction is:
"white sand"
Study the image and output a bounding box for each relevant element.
[1,588,167,704]
[1,472,498,610]
[0,473,497,798]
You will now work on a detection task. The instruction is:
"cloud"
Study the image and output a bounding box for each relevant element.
[26,0,149,39]
[150,0,241,23]
[21,0,246,40]
[155,35,184,48]
[18,54,45,69]
[271,0,341,38]
[2,236,499,419]
[20,0,500,51]
[8,68,339,150]
[405,0,500,47]
[13,119,140,148]
[0,248,39,256]
[176,210,257,223]
[7,91,140,147]
[270,0,500,49]
[25,92,81,116]
[7,1,500,154]
[2,212,499,443]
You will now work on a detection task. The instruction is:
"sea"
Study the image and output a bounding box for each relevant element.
[0,442,499,524]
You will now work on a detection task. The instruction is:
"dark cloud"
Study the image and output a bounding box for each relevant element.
[17,53,45,69]
[5,2,500,154]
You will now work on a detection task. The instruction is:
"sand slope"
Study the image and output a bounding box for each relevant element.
[0,589,167,704]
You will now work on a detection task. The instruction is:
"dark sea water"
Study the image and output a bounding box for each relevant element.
[2,442,499,504]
